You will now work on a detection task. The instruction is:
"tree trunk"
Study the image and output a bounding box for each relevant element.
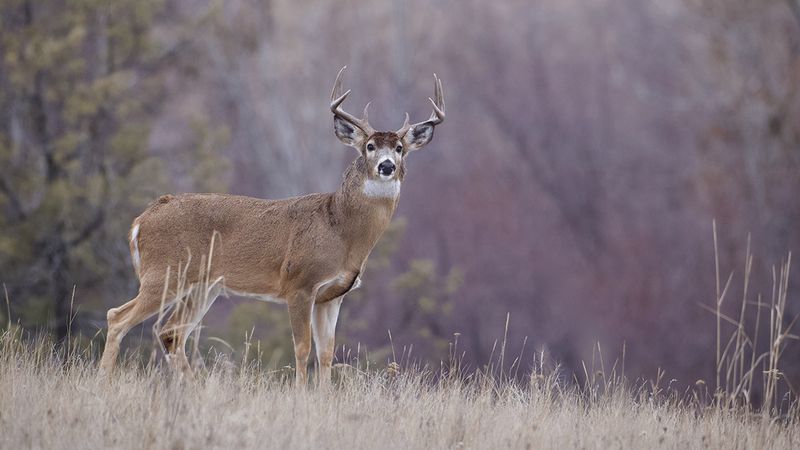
[50,240,72,341]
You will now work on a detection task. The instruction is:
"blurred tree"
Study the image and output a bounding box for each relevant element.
[343,218,463,361]
[688,0,800,392]
[0,0,165,337]
[0,0,226,339]
[391,259,462,357]
[224,301,293,369]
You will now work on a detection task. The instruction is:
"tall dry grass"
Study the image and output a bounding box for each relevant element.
[706,223,799,413]
[1,230,799,449]
[1,324,798,449]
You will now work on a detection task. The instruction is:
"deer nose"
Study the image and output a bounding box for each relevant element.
[378,160,396,176]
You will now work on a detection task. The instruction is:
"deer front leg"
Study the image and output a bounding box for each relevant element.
[312,297,343,388]
[287,291,313,388]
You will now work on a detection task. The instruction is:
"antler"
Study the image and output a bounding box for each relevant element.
[331,66,375,135]
[397,73,445,136]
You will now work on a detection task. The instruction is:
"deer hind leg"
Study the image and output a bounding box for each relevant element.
[312,297,343,388]
[287,290,313,388]
[158,304,193,375]
[158,279,223,375]
[99,281,175,375]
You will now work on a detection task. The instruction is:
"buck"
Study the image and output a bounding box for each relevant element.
[99,67,445,386]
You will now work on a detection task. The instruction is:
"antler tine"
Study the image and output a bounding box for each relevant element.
[436,74,445,112]
[427,73,445,125]
[330,66,374,134]
[331,66,346,102]
[396,112,411,137]
[363,102,371,122]
[405,73,445,132]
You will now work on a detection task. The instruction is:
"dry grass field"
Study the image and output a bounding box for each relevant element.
[2,237,798,449]
[1,330,798,450]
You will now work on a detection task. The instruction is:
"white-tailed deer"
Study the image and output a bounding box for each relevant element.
[99,67,445,386]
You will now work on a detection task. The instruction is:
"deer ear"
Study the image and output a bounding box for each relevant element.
[405,122,435,151]
[334,116,366,147]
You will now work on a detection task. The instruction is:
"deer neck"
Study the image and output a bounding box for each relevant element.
[332,157,400,251]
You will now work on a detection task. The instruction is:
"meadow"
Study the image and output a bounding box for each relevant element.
[1,229,797,449]
[1,322,798,449]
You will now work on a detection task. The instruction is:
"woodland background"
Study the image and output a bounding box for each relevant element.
[1,0,799,390]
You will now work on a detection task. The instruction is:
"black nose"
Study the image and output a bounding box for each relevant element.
[378,160,396,176]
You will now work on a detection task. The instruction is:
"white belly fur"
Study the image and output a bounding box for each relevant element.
[223,272,362,305]
[224,288,286,305]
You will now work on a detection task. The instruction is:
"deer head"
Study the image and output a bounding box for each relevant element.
[330,66,445,183]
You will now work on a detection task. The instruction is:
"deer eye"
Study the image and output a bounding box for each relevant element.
[395,145,403,153]
[366,143,375,152]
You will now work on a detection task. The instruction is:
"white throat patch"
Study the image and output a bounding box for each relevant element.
[362,179,401,199]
